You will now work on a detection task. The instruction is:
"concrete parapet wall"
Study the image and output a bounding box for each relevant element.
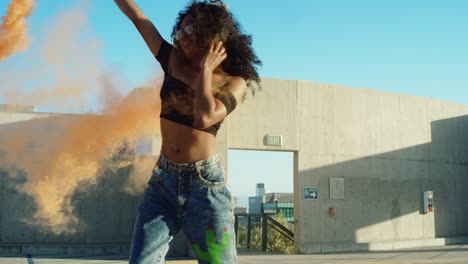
[0,113,189,256]
[297,236,468,253]
[228,78,468,253]
[1,78,468,255]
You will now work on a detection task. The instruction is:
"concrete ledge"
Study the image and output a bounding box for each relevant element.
[0,240,187,257]
[0,244,130,257]
[297,236,468,254]
[0,244,21,255]
[22,245,64,255]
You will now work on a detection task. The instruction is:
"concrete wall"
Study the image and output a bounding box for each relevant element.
[0,112,50,125]
[228,78,468,253]
[2,78,468,255]
[0,113,189,256]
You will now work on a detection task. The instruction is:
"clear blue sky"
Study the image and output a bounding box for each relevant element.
[4,0,466,103]
[1,0,468,205]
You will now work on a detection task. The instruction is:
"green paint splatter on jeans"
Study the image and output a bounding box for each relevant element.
[191,226,229,264]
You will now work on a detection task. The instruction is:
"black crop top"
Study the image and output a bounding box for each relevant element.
[156,40,237,136]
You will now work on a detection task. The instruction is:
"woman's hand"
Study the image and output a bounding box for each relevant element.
[200,41,227,72]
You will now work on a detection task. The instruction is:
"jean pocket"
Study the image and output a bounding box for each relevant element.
[194,165,226,189]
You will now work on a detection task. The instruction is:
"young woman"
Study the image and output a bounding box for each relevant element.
[114,0,261,263]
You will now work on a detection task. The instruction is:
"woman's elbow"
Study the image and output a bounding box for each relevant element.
[194,113,223,129]
[193,115,211,130]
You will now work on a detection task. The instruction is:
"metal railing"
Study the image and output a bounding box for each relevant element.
[234,213,294,252]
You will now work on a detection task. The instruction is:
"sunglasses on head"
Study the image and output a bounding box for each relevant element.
[175,24,195,41]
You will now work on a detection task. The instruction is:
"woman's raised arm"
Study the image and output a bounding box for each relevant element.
[114,0,164,57]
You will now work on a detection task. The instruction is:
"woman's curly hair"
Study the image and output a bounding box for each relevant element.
[171,0,262,95]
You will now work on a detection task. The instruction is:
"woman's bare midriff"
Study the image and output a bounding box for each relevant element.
[160,118,218,163]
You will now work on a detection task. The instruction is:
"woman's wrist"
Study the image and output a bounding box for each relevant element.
[201,65,214,74]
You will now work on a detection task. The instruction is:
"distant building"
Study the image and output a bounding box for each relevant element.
[247,184,294,223]
[233,207,248,214]
[248,196,263,214]
[256,183,265,196]
[262,193,294,223]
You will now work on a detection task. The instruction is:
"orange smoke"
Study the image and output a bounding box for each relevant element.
[0,5,162,234]
[20,92,158,233]
[1,8,106,112]
[0,91,159,234]
[0,0,35,61]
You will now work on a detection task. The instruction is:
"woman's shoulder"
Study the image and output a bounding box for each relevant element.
[223,74,246,88]
[216,74,246,102]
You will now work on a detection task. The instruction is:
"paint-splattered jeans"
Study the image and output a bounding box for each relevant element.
[129,154,237,264]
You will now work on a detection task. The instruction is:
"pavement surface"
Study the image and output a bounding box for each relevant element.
[1,244,468,264]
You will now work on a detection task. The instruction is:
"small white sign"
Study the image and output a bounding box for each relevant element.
[264,135,283,146]
[304,187,319,200]
[330,178,345,200]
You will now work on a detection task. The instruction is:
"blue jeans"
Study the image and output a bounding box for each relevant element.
[129,154,237,264]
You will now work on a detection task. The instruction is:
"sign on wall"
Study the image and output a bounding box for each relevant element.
[329,177,345,200]
[303,187,319,200]
[264,134,283,146]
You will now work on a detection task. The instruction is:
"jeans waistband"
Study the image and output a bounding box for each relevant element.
[157,153,221,172]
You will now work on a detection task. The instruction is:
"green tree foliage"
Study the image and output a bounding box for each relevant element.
[236,213,294,254]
